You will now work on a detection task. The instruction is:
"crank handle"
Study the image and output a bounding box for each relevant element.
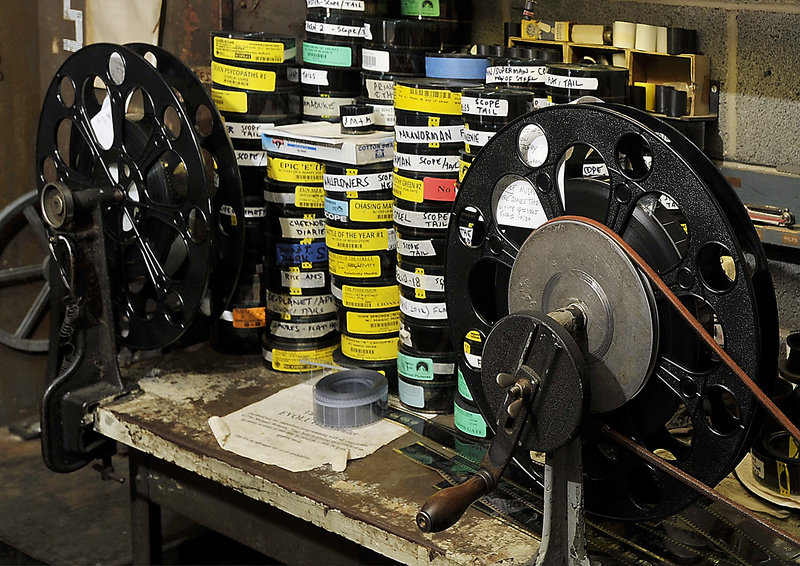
[416,471,493,532]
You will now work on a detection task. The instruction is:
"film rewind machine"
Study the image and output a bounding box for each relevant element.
[32,42,800,563]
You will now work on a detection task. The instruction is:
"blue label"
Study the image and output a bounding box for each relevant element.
[324,196,349,217]
[275,241,329,264]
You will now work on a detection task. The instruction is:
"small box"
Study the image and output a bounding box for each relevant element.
[262,122,393,165]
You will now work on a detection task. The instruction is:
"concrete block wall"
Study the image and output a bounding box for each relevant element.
[470,0,800,169]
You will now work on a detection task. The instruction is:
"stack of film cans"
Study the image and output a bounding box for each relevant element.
[325,159,400,384]
[263,155,339,371]
[392,75,479,414]
[210,32,301,354]
[301,0,391,121]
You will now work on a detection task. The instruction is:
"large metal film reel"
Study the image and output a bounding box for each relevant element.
[36,44,241,350]
[446,103,778,521]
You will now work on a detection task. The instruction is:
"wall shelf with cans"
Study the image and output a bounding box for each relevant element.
[508,36,713,118]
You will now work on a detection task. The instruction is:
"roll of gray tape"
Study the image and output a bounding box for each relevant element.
[313,369,389,428]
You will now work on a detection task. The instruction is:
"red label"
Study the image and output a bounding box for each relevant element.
[423,177,458,202]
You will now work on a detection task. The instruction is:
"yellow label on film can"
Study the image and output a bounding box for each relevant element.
[393,172,424,203]
[328,251,381,277]
[211,61,277,92]
[294,185,325,208]
[346,310,400,334]
[211,88,248,113]
[271,344,336,372]
[213,37,286,64]
[394,84,462,115]
[341,285,400,309]
[326,226,389,252]
[341,335,398,361]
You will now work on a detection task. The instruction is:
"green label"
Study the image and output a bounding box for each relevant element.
[397,351,434,380]
[400,0,440,17]
[457,369,473,401]
[302,41,352,67]
[454,403,487,438]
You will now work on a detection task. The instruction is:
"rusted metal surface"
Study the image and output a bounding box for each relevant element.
[95,345,540,565]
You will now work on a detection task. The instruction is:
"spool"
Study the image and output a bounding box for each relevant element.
[340,103,375,134]
[634,23,658,52]
[628,84,647,111]
[262,332,339,373]
[211,32,297,66]
[485,58,548,106]
[313,369,389,428]
[211,84,301,117]
[397,374,455,413]
[475,44,506,57]
[612,21,636,49]
[425,54,490,81]
[545,62,628,104]
[331,276,400,310]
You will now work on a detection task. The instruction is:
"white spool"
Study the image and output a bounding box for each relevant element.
[612,21,636,49]
[635,23,658,52]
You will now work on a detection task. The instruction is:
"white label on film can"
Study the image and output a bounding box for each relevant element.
[269,318,337,339]
[324,171,392,192]
[545,74,599,91]
[371,104,395,127]
[306,0,365,10]
[485,65,546,84]
[397,238,437,257]
[394,124,464,144]
[223,121,274,140]
[236,150,269,167]
[342,113,375,128]
[301,67,329,86]
[461,96,510,117]
[278,217,326,239]
[365,78,394,101]
[396,267,444,292]
[400,295,448,320]
[281,269,327,288]
[464,128,495,148]
[393,208,450,230]
[393,152,459,173]
[361,48,391,73]
[303,96,356,117]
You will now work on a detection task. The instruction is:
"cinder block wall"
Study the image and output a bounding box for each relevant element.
[471,0,800,169]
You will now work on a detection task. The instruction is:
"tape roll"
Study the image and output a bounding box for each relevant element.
[337,306,400,336]
[393,169,459,205]
[300,67,361,91]
[399,312,452,353]
[361,45,428,74]
[331,276,400,310]
[305,11,368,41]
[612,21,636,49]
[751,431,800,496]
[262,332,339,373]
[303,39,362,69]
[324,191,394,226]
[328,248,396,279]
[425,54,490,80]
[545,62,628,104]
[635,23,658,52]
[340,103,375,134]
[266,291,337,320]
[313,369,389,428]
[211,32,297,66]
[301,86,358,121]
[211,84,301,116]
[453,393,488,438]
[397,374,455,413]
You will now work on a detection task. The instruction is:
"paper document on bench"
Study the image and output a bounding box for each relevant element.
[208,380,405,472]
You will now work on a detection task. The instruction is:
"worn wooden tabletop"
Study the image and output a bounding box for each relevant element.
[94,344,540,566]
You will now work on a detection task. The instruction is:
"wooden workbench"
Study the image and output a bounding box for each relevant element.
[94,344,540,565]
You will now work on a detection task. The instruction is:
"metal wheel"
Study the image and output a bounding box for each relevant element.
[35,44,236,350]
[446,103,778,521]
[0,191,50,353]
